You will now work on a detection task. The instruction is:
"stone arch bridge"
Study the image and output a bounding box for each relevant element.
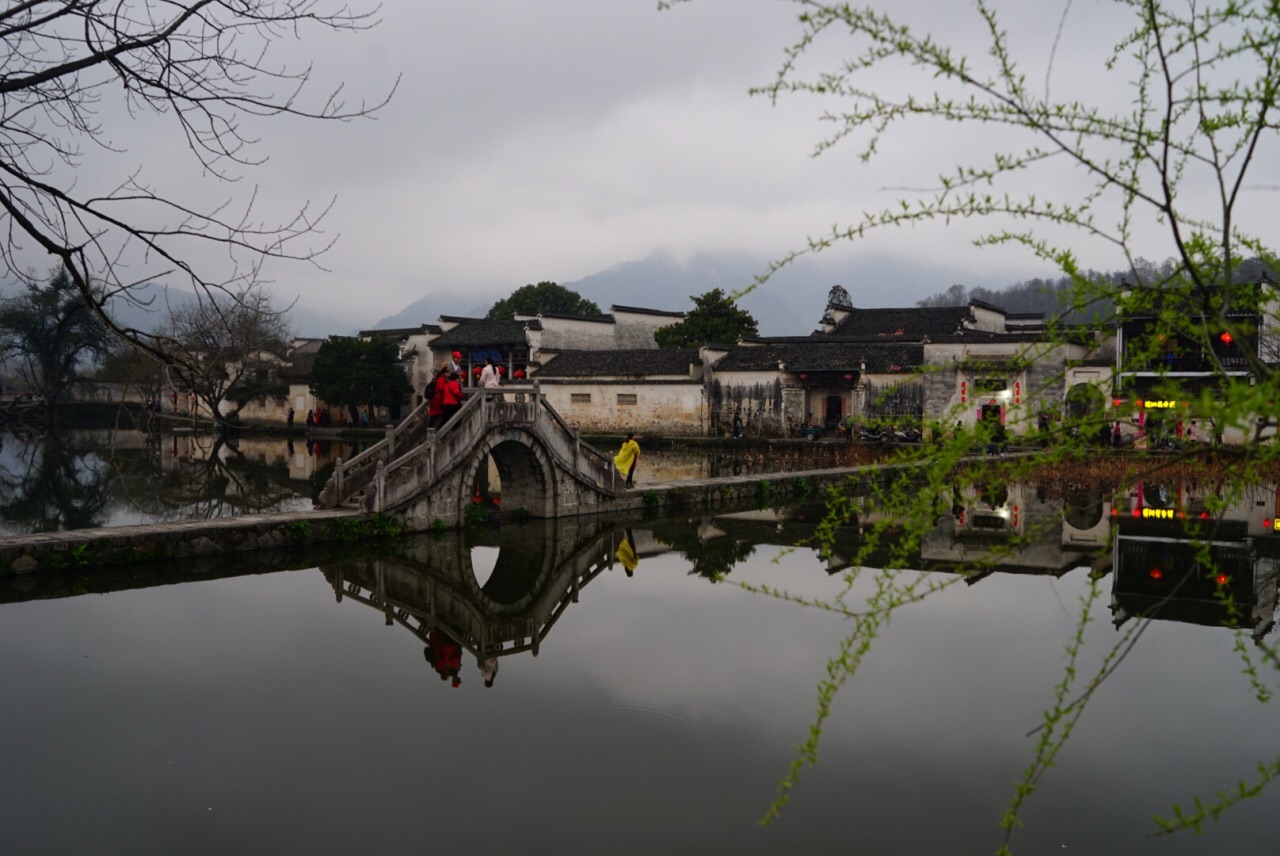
[317,385,628,529]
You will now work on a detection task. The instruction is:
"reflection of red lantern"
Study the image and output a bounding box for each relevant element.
[843,373,853,380]
[798,373,808,380]
[514,369,525,379]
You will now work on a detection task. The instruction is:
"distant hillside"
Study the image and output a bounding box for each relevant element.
[916,257,1278,322]
[369,250,1009,337]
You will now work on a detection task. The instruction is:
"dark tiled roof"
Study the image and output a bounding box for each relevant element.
[744,335,818,344]
[431,319,535,348]
[527,312,614,323]
[280,350,318,381]
[968,298,1008,315]
[535,349,700,378]
[610,305,686,318]
[925,331,1048,344]
[822,306,972,340]
[713,342,923,374]
[359,327,418,339]
[1120,283,1261,320]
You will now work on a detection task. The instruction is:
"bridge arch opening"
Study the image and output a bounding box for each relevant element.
[461,432,557,522]
[468,541,550,606]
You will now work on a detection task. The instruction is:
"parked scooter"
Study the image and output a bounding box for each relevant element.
[859,426,888,443]
[892,427,923,443]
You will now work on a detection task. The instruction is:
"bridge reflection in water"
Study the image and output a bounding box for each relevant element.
[322,517,624,667]
[2,480,1275,661]
[317,479,1280,686]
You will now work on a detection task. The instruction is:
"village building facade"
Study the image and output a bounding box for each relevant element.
[532,348,705,435]
[699,298,1080,438]
[1110,281,1272,445]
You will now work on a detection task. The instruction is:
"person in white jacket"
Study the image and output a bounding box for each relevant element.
[480,357,500,389]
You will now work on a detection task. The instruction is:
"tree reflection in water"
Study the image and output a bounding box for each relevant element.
[0,430,114,532]
[111,433,302,523]
[0,429,310,533]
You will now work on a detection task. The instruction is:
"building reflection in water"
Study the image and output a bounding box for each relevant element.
[1108,481,1279,641]
[319,482,1279,690]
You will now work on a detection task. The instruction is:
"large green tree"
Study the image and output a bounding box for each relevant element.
[0,267,111,420]
[654,288,758,348]
[309,336,412,423]
[485,281,601,320]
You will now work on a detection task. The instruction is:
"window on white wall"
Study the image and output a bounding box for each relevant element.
[617,393,638,406]
[571,393,591,404]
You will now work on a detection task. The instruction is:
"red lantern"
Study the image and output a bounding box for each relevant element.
[472,366,482,376]
[843,373,853,380]
[514,369,525,379]
[798,373,808,380]
[497,365,505,374]
[1220,331,1234,344]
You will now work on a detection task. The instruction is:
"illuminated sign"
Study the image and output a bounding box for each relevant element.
[1143,400,1179,409]
[1142,508,1174,519]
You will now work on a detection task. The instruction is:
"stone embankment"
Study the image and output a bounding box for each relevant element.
[0,456,946,577]
[0,509,369,576]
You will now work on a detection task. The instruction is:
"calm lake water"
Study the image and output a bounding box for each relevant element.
[1,430,1277,853]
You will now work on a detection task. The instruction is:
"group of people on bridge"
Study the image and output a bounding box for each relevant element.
[425,351,510,430]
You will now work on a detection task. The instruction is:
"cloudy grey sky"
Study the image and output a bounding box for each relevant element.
[16,1,1279,327]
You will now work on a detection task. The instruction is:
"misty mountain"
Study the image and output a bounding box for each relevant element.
[369,293,491,331]
[369,250,1000,337]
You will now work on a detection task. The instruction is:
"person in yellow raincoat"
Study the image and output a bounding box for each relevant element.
[614,432,640,489]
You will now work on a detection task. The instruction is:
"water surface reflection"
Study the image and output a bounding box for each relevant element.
[1,489,1278,854]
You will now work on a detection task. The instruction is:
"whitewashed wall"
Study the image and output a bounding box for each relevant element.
[538,381,705,435]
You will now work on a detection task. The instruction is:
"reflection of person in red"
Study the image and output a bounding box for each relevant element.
[424,629,463,687]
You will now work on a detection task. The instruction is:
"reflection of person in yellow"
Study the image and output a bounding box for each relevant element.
[615,528,639,578]
[614,432,640,489]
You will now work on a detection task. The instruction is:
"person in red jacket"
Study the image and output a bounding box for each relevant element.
[427,364,448,429]
[440,370,463,426]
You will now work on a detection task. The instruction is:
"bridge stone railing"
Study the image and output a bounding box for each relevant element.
[323,384,621,514]
[317,396,434,508]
